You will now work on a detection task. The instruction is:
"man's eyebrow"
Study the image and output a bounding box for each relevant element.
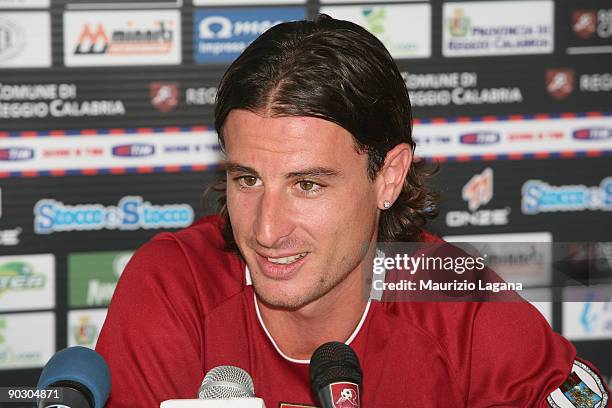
[285,167,343,179]
[225,162,260,177]
[225,163,342,179]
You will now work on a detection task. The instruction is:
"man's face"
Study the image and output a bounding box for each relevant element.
[224,109,381,310]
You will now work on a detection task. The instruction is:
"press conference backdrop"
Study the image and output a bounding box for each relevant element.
[0,0,611,390]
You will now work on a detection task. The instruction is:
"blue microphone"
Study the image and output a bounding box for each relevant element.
[37,346,111,408]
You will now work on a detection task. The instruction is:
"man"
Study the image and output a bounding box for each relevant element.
[96,15,609,407]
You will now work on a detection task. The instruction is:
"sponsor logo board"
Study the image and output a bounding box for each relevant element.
[321,0,415,2]
[194,0,305,4]
[443,1,554,57]
[0,12,51,68]
[522,178,612,214]
[68,251,132,307]
[0,129,222,172]
[0,0,50,7]
[34,196,194,234]
[563,287,612,340]
[66,0,181,9]
[446,168,511,227]
[194,7,305,64]
[320,4,431,59]
[443,233,554,324]
[68,309,108,348]
[443,232,553,287]
[64,10,181,67]
[0,312,55,369]
[413,115,612,159]
[0,254,55,311]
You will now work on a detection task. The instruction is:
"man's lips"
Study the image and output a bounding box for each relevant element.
[254,251,309,280]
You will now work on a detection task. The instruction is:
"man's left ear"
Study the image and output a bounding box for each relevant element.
[375,143,413,210]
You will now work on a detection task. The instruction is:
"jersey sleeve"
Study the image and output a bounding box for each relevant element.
[467,301,609,407]
[96,234,205,407]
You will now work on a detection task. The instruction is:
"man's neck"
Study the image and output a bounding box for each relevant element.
[256,272,369,361]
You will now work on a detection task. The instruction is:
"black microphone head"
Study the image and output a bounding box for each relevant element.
[37,346,110,408]
[310,342,362,394]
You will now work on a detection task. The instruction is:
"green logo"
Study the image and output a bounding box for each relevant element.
[449,8,470,37]
[363,7,386,35]
[0,261,46,296]
[361,6,417,56]
[68,251,133,307]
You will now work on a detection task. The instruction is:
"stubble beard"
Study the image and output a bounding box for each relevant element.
[252,256,362,311]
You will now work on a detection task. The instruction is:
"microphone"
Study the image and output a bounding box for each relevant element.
[310,342,363,408]
[198,365,255,398]
[37,346,111,408]
[160,365,266,407]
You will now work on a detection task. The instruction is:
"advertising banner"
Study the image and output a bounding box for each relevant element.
[320,4,431,59]
[413,114,612,160]
[0,312,54,369]
[0,12,51,68]
[0,253,55,312]
[442,1,554,57]
[0,128,222,173]
[68,251,133,307]
[67,308,108,348]
[193,7,305,64]
[63,10,182,67]
[427,157,611,241]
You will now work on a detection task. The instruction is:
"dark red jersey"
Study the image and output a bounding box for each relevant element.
[96,215,608,407]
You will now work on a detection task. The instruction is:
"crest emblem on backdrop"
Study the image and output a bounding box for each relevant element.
[546,69,575,100]
[150,82,179,112]
[572,11,597,39]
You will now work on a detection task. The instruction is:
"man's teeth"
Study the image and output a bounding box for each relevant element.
[267,253,307,264]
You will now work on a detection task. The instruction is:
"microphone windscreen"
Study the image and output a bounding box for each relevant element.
[310,341,362,394]
[37,346,111,408]
[198,366,255,399]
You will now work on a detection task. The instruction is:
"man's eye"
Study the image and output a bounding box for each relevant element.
[299,181,315,191]
[238,176,260,187]
[296,180,323,195]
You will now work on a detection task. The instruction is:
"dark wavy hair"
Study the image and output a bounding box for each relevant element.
[213,14,438,249]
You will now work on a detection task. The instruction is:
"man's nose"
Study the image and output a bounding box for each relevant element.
[254,188,294,248]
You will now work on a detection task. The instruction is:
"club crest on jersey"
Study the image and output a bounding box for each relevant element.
[330,382,359,408]
[547,360,609,408]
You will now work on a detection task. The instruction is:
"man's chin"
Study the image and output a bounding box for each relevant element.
[254,287,309,311]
